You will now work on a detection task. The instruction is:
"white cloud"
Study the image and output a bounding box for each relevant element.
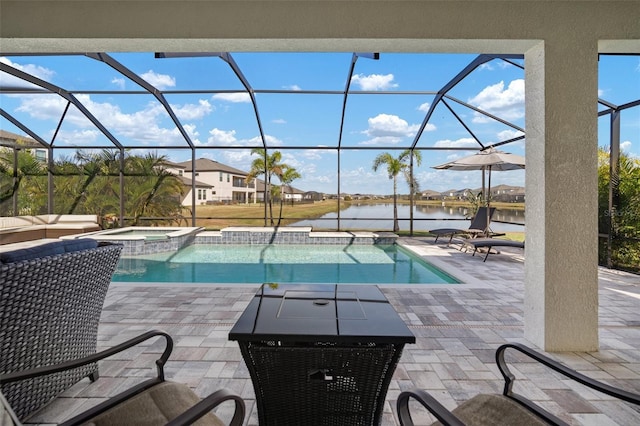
[61,95,183,145]
[299,149,324,160]
[182,123,200,141]
[0,57,55,89]
[281,153,303,168]
[111,78,126,90]
[10,90,201,147]
[341,167,378,186]
[16,94,70,121]
[496,129,525,141]
[310,174,331,184]
[351,73,398,91]
[283,84,302,91]
[360,114,420,145]
[434,137,479,148]
[621,140,632,152]
[140,70,176,89]
[54,129,101,145]
[300,162,317,175]
[469,79,525,123]
[220,149,253,167]
[272,118,287,124]
[417,102,430,112]
[207,128,238,145]
[256,134,284,146]
[213,92,251,103]
[478,61,510,72]
[172,99,213,121]
[496,129,524,140]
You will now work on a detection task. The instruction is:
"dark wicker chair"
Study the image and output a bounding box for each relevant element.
[0,240,123,420]
[397,343,640,426]
[0,330,245,426]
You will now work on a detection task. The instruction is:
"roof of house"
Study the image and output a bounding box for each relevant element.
[0,130,42,149]
[178,176,214,188]
[175,157,248,175]
[280,184,304,194]
[163,160,186,169]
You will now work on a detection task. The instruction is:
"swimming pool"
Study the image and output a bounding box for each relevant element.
[112,244,460,284]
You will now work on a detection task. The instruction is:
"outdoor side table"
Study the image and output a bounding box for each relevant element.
[229,283,415,426]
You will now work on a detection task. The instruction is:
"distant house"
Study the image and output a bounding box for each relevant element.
[279,184,305,202]
[177,176,215,206]
[165,158,256,205]
[0,130,48,163]
[249,179,306,204]
[442,188,473,200]
[420,190,441,200]
[303,191,324,201]
[490,184,525,202]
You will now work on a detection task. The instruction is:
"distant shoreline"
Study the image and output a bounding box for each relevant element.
[350,198,525,211]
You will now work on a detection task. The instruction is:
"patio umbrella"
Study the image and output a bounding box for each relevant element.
[432,148,525,233]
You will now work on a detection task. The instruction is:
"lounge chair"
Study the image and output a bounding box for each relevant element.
[397,342,640,426]
[463,237,525,261]
[0,330,245,426]
[430,207,497,244]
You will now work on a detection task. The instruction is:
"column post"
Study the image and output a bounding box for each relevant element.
[524,40,599,351]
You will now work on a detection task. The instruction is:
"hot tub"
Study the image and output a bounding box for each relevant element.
[67,226,204,255]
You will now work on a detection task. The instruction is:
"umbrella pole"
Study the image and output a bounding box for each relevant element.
[486,165,492,235]
[482,168,486,206]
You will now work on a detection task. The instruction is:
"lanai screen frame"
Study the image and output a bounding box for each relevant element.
[0,51,635,235]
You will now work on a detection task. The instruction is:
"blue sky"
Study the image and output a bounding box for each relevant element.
[1,53,638,195]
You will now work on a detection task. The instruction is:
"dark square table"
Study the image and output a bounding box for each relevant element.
[229,283,415,425]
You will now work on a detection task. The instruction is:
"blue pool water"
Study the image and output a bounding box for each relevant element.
[112,244,459,284]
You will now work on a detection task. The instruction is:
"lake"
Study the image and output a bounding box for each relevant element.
[293,203,525,233]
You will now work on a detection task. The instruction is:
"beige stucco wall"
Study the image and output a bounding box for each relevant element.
[2,0,639,351]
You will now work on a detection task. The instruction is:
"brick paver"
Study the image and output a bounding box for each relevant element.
[24,238,640,425]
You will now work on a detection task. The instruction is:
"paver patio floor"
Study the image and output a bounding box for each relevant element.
[24,238,640,425]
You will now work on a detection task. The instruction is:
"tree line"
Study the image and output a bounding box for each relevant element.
[0,146,301,228]
[0,149,186,227]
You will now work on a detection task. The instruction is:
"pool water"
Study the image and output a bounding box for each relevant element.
[112,244,459,284]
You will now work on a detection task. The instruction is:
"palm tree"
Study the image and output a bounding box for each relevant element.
[124,152,184,226]
[0,148,46,215]
[598,147,640,270]
[246,148,285,225]
[276,165,301,226]
[66,149,119,214]
[372,149,422,232]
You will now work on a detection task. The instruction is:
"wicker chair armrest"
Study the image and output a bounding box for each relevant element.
[0,330,173,385]
[496,343,640,406]
[397,388,466,426]
[166,388,246,426]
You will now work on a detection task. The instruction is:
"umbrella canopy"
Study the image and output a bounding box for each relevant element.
[432,148,525,233]
[432,148,525,172]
